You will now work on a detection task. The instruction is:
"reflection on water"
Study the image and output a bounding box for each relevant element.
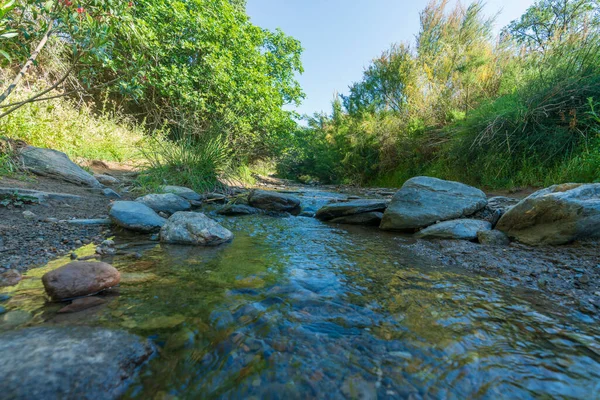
[2,189,600,399]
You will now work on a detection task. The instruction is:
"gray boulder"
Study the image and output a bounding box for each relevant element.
[315,199,388,221]
[217,204,260,216]
[19,146,101,187]
[0,327,154,400]
[248,190,301,214]
[380,177,487,231]
[102,188,121,199]
[330,211,384,226]
[415,219,492,240]
[135,193,191,215]
[477,230,511,245]
[496,183,600,245]
[94,174,120,185]
[160,212,233,246]
[163,185,202,202]
[109,201,166,232]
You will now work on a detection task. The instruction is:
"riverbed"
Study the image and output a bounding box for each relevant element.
[1,187,600,399]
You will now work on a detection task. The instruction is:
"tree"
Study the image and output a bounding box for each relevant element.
[0,0,133,117]
[506,0,600,52]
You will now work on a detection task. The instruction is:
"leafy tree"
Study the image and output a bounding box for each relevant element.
[506,0,600,52]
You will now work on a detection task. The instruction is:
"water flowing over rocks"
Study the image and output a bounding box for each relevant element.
[135,193,192,215]
[42,261,120,300]
[248,189,301,214]
[0,326,154,400]
[109,201,167,232]
[315,199,388,221]
[496,183,600,245]
[415,219,492,240]
[380,176,487,231]
[19,145,101,187]
[160,212,233,246]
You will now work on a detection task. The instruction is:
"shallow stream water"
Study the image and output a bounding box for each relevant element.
[1,188,600,399]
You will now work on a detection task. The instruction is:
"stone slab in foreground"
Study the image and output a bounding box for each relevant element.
[0,326,154,400]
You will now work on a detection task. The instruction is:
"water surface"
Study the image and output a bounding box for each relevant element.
[2,188,600,399]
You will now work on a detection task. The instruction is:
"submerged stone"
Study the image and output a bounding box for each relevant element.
[0,326,154,400]
[315,199,388,221]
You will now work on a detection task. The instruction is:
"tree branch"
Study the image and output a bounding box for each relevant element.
[0,23,53,105]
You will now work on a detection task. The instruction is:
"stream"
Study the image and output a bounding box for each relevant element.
[1,187,600,399]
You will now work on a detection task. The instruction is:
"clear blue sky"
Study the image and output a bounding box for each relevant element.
[246,0,535,117]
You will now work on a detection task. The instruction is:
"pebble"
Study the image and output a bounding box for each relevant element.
[578,274,590,284]
[70,253,78,260]
[22,211,37,220]
[101,240,115,247]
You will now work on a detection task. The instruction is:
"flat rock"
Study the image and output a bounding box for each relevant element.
[94,174,120,185]
[477,229,510,245]
[42,261,120,300]
[330,211,384,226]
[135,193,191,215]
[248,190,301,214]
[415,219,492,240]
[380,176,487,231]
[0,326,154,400]
[109,201,166,232]
[102,188,121,199]
[58,296,106,313]
[61,218,112,226]
[19,146,101,187]
[316,199,388,221]
[496,183,600,245]
[163,185,202,202]
[217,204,260,216]
[0,187,83,202]
[160,212,233,246]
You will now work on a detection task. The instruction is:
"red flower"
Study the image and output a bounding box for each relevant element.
[128,1,133,7]
[77,7,85,13]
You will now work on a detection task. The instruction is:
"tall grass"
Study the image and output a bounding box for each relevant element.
[0,93,145,162]
[137,132,232,193]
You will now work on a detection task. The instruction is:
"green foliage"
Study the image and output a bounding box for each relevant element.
[137,132,232,193]
[282,0,600,189]
[0,93,144,162]
[0,191,40,207]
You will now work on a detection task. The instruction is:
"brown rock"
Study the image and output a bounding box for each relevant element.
[58,296,106,313]
[42,262,120,300]
[0,269,22,287]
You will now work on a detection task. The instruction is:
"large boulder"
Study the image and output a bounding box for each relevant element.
[0,327,154,400]
[415,219,492,240]
[496,183,600,245]
[160,212,233,246]
[330,211,384,226]
[42,261,120,300]
[315,199,388,221]
[135,193,191,215]
[19,146,101,187]
[248,190,301,214]
[380,177,487,231]
[109,201,166,232]
[162,185,202,202]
